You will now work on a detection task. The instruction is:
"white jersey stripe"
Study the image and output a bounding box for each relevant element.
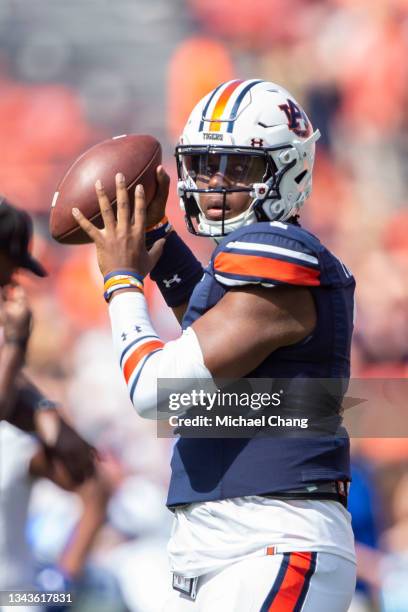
[340,262,351,279]
[225,241,319,265]
[214,273,276,288]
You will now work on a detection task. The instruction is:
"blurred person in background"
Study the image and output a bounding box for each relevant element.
[0,418,111,611]
[74,79,356,611]
[376,465,408,612]
[0,196,113,609]
[348,451,383,611]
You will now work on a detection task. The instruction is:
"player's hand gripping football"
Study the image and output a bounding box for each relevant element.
[145,165,170,228]
[72,172,166,278]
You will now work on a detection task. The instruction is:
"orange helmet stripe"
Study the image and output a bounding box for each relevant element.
[209,80,244,132]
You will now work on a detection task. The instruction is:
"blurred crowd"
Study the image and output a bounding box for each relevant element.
[1,0,408,610]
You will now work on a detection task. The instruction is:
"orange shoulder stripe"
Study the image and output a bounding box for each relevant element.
[214,252,320,286]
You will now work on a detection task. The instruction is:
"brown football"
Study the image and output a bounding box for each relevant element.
[50,134,162,244]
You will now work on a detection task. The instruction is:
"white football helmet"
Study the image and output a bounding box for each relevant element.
[176,79,320,239]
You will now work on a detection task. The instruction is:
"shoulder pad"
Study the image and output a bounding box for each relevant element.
[212,222,321,288]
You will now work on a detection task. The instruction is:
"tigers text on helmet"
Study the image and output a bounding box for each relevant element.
[176,79,320,239]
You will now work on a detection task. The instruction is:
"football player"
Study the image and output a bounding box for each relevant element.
[73,80,356,611]
[0,198,111,607]
[0,197,96,487]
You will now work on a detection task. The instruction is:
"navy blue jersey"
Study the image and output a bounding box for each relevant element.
[167,221,355,507]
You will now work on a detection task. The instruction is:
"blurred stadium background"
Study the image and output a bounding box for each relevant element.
[1,0,408,610]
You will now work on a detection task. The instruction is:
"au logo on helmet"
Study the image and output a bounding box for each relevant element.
[279,99,311,138]
[250,138,264,147]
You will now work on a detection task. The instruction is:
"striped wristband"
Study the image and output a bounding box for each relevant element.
[103,270,144,303]
[145,216,173,248]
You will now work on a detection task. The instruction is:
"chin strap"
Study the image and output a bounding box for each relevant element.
[197,206,258,241]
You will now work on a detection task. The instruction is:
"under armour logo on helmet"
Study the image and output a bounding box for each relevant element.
[250,138,264,147]
[163,274,182,288]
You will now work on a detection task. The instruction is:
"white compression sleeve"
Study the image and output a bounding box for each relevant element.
[108,291,214,418]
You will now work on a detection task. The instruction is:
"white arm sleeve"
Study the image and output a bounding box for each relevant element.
[108,291,214,418]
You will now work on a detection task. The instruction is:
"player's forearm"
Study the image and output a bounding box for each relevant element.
[149,230,203,318]
[5,373,58,433]
[171,301,190,324]
[0,342,26,419]
[106,226,202,324]
[57,477,109,579]
[108,290,213,418]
